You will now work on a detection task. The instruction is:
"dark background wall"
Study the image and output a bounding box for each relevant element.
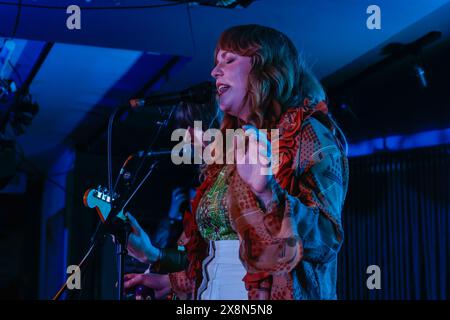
[338,144,450,299]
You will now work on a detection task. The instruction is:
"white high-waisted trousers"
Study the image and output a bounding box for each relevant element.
[197,240,248,300]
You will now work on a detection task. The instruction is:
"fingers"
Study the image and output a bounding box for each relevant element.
[233,134,247,164]
[127,212,140,234]
[127,212,138,225]
[172,188,184,198]
[124,273,138,281]
[242,125,270,145]
[124,273,142,290]
[124,273,167,291]
[124,274,142,290]
[233,125,271,166]
[176,195,188,202]
[258,142,271,168]
[172,188,188,204]
[146,273,171,291]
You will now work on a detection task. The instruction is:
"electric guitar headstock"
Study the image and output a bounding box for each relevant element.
[83,185,126,223]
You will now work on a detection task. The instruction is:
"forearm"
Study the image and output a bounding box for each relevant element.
[284,192,342,263]
[142,244,162,264]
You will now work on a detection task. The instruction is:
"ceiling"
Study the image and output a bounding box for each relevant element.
[1,0,450,173]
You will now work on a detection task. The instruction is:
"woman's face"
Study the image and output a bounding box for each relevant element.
[211,49,252,122]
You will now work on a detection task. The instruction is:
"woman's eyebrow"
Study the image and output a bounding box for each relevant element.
[220,51,232,59]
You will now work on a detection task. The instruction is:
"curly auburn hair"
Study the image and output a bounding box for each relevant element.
[214,24,325,130]
[203,24,327,180]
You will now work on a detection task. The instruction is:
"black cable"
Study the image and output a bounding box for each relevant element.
[106,104,170,205]
[128,105,176,189]
[52,239,96,300]
[0,1,188,10]
[186,2,197,56]
[11,0,22,37]
[54,221,106,300]
[107,106,121,197]
[121,161,158,213]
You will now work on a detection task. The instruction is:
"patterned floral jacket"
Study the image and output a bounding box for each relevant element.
[169,102,349,300]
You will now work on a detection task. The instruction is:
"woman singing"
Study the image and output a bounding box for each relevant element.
[126,24,349,300]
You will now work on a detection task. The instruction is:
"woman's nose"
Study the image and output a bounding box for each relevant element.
[211,64,223,79]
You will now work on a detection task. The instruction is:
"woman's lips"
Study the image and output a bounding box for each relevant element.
[217,84,230,96]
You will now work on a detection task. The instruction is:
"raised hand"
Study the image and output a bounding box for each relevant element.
[168,187,188,220]
[234,124,274,207]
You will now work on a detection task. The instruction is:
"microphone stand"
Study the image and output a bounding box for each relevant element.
[52,155,158,301]
[110,104,175,300]
[108,192,132,301]
[53,98,175,300]
[52,106,159,300]
[105,103,172,300]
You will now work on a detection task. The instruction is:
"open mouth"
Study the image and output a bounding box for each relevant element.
[217,84,230,96]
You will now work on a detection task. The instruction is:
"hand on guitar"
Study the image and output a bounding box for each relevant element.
[127,213,161,264]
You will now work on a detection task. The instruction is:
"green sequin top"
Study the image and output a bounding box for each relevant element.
[196,167,238,241]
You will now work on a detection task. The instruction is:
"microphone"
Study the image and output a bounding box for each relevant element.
[129,81,216,109]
